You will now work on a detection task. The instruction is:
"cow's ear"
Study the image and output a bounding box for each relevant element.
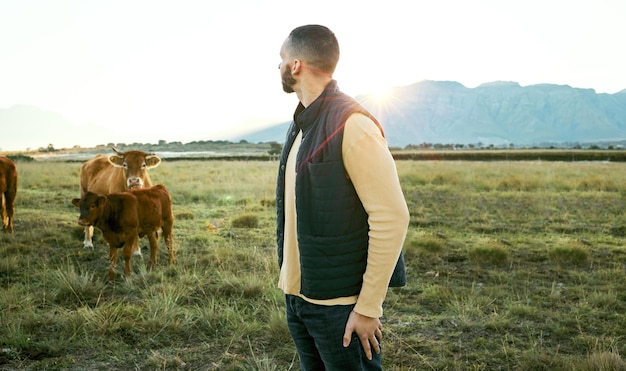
[145,155,161,168]
[108,155,124,167]
[71,198,80,207]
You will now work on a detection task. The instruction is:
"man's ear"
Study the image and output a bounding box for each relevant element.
[292,59,302,74]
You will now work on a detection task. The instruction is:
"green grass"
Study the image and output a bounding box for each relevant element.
[1,159,626,370]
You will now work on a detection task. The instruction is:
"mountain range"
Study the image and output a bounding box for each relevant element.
[236,80,626,148]
[3,80,626,152]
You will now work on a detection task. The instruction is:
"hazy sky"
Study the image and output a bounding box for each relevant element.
[1,0,625,151]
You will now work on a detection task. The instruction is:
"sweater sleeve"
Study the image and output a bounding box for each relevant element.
[343,113,410,318]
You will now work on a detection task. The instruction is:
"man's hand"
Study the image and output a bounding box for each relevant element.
[342,310,382,360]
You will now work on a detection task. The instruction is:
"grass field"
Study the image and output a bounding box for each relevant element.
[1,158,626,370]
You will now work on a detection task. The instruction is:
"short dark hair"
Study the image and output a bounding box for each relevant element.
[287,24,340,74]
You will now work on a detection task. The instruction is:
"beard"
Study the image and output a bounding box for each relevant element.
[281,66,296,93]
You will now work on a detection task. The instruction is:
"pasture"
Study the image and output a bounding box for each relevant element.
[1,158,626,370]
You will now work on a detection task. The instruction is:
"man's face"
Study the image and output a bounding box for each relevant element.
[281,62,296,93]
[279,41,296,93]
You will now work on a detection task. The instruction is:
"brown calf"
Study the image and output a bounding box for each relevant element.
[78,148,161,250]
[0,156,17,233]
[71,184,174,280]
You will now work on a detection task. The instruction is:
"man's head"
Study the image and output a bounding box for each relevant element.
[279,25,340,93]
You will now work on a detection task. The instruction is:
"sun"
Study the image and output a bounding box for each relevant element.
[369,85,393,103]
[359,84,397,113]
[353,81,399,114]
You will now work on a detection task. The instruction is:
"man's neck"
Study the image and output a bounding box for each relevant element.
[297,77,332,107]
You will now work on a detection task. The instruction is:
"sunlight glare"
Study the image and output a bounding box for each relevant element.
[369,85,393,103]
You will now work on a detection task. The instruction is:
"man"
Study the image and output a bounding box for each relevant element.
[276,24,410,370]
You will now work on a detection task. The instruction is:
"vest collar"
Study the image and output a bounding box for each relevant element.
[293,80,340,132]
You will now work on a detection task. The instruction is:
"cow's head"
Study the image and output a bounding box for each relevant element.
[71,192,106,226]
[108,148,161,189]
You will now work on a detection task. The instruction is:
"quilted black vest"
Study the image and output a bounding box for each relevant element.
[276,81,406,300]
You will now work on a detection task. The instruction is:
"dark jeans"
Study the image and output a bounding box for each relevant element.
[285,294,382,371]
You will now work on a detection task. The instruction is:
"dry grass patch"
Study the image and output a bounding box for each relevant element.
[2,159,626,370]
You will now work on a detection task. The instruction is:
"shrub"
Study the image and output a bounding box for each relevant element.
[576,351,626,371]
[175,211,195,220]
[548,245,588,267]
[260,198,276,207]
[231,214,259,228]
[468,245,509,266]
[411,235,445,254]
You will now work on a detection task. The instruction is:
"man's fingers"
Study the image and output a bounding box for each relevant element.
[343,325,353,348]
[359,335,373,360]
[343,311,383,359]
[370,333,381,355]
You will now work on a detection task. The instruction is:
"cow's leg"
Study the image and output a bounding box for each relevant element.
[4,185,16,234]
[4,203,13,234]
[1,193,6,232]
[162,224,175,264]
[83,226,94,248]
[132,238,142,257]
[146,232,158,270]
[108,245,118,281]
[122,236,137,277]
[4,209,13,233]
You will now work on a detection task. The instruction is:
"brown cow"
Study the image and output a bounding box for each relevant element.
[79,148,161,249]
[0,156,17,233]
[71,184,175,281]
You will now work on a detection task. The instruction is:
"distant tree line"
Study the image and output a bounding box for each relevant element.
[403,142,626,151]
[26,139,625,160]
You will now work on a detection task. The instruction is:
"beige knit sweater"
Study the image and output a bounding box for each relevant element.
[278,112,410,318]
